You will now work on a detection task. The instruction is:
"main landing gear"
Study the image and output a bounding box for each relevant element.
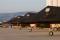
[49,31,54,36]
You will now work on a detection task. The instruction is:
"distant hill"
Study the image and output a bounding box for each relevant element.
[0,12,26,22]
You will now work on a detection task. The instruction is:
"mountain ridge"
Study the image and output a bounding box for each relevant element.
[0,12,26,22]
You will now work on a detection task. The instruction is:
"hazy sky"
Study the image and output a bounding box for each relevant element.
[0,0,46,13]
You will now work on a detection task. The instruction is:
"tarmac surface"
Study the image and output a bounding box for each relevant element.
[0,28,60,40]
